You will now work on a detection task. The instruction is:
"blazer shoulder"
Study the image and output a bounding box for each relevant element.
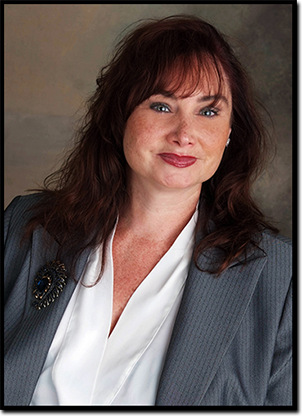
[262,229,291,245]
[260,230,292,259]
[4,194,43,238]
[5,193,43,216]
[257,230,292,294]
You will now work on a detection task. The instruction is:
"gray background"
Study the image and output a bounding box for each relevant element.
[4,4,292,238]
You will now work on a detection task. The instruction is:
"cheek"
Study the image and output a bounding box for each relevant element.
[123,116,156,158]
[200,125,229,175]
[123,133,138,167]
[123,117,139,156]
[123,118,150,169]
[203,124,230,150]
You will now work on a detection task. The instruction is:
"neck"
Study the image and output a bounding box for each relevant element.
[118,179,201,241]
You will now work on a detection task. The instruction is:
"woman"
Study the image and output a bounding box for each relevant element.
[4,15,292,406]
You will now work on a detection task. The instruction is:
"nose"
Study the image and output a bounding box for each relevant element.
[167,117,195,147]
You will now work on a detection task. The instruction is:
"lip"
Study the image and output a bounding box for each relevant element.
[158,153,197,168]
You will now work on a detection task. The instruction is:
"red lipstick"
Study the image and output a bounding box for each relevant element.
[158,153,197,168]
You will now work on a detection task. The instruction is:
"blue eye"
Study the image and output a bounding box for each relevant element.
[200,108,218,117]
[150,102,170,113]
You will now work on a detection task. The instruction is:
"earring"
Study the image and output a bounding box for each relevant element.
[226,137,231,147]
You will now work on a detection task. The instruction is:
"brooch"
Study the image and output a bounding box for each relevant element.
[33,260,68,310]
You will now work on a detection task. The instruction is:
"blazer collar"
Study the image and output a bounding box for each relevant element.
[155,242,267,405]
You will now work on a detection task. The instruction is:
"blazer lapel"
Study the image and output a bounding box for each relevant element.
[156,246,267,406]
[4,225,90,406]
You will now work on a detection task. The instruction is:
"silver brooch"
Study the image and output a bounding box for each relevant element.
[33,261,68,310]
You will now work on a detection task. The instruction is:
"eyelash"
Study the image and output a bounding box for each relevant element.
[150,102,219,117]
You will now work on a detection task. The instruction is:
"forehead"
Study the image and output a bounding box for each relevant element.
[158,57,231,99]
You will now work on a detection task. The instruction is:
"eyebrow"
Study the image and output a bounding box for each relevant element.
[198,95,230,107]
[157,91,230,107]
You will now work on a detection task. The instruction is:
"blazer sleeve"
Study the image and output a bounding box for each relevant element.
[264,280,293,406]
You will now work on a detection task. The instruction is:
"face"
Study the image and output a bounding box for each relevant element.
[123,74,232,195]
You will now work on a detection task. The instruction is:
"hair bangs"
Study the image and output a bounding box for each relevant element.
[156,53,224,99]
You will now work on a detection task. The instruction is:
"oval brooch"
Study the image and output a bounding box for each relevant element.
[33,260,68,310]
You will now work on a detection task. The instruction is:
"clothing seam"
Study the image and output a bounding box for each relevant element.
[269,354,292,382]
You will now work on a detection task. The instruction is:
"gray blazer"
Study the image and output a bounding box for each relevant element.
[4,194,292,407]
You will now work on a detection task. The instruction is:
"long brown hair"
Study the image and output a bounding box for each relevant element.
[24,15,278,280]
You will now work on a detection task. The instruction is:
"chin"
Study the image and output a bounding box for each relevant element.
[157,175,201,190]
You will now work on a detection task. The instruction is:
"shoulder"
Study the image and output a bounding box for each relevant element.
[4,193,44,244]
[258,230,292,275]
[260,229,292,250]
[5,193,43,215]
[5,193,43,221]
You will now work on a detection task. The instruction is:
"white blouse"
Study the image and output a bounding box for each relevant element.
[31,210,198,406]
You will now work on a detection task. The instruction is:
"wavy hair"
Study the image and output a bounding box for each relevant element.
[24,15,278,280]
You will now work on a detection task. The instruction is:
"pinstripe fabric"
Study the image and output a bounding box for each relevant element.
[4,194,292,406]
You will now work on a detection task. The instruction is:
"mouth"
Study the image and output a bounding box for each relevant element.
[158,153,197,168]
